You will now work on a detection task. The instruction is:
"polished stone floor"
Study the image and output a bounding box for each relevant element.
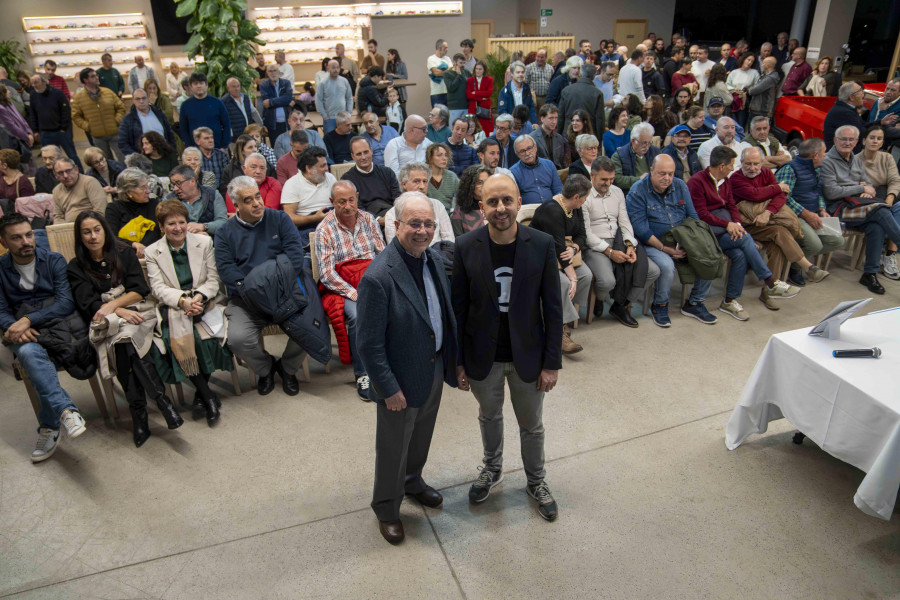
[1,251,899,599]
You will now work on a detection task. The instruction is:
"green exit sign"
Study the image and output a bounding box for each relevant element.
[540,9,552,16]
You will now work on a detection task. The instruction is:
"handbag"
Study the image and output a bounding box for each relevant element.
[475,105,492,120]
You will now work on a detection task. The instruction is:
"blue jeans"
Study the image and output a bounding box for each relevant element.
[322,118,337,136]
[717,232,772,299]
[645,246,712,305]
[33,229,50,250]
[10,342,77,430]
[430,94,448,107]
[852,207,900,273]
[40,130,83,171]
[344,298,366,378]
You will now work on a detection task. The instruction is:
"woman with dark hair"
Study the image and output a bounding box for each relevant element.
[464,114,485,146]
[644,95,667,138]
[426,143,459,212]
[140,131,178,178]
[0,85,34,174]
[726,54,758,128]
[386,49,408,104]
[704,64,732,113]
[624,94,643,130]
[466,60,494,135]
[511,104,533,135]
[67,210,183,447]
[218,134,273,197]
[450,164,490,236]
[144,79,175,126]
[0,149,35,214]
[242,123,277,168]
[565,108,595,161]
[603,106,630,157]
[664,86,694,130]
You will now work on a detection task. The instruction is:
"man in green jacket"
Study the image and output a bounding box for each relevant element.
[96,53,125,98]
[443,53,472,127]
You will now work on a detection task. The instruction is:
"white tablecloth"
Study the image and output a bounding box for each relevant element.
[726,309,900,520]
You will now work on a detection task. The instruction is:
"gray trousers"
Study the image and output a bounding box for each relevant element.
[92,134,125,162]
[558,264,592,323]
[224,297,305,377]
[469,362,546,487]
[371,356,443,522]
[795,219,845,259]
[582,246,661,303]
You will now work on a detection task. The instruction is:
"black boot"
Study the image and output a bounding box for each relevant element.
[133,356,183,429]
[201,394,220,427]
[122,369,150,447]
[129,406,151,447]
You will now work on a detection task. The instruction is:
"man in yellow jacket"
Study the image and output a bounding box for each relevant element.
[71,68,126,162]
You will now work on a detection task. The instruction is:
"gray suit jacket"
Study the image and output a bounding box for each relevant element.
[356,238,458,407]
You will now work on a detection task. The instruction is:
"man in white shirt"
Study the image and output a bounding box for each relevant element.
[698,117,743,173]
[275,51,295,88]
[427,39,450,107]
[581,156,659,326]
[691,45,715,100]
[128,56,157,93]
[618,49,646,102]
[384,115,432,175]
[281,146,335,251]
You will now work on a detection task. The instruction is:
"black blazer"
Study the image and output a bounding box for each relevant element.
[357,239,458,407]
[452,224,563,383]
[823,100,866,152]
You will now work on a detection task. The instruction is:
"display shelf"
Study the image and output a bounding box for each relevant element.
[369,2,462,16]
[31,47,151,57]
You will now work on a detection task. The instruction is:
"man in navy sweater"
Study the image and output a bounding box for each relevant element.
[179,72,231,149]
[29,74,82,171]
[215,175,306,396]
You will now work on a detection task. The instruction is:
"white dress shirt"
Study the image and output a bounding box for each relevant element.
[383,136,433,175]
[582,184,635,252]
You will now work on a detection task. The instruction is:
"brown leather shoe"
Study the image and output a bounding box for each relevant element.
[407,486,443,508]
[378,519,405,544]
[561,325,583,354]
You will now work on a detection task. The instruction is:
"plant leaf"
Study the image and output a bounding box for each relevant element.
[175,0,198,18]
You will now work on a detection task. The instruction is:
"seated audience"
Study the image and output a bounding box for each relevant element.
[703,97,745,140]
[118,88,176,158]
[603,106,631,158]
[166,164,228,235]
[273,106,326,159]
[68,210,182,447]
[732,146,829,288]
[383,162,454,245]
[775,137,844,286]
[509,135,562,204]
[661,125,702,182]
[645,95,668,139]
[220,134,271,198]
[314,180,385,399]
[341,136,400,221]
[567,133,600,179]
[740,116,790,171]
[124,153,166,200]
[822,125,900,294]
[324,111,355,164]
[530,174,593,353]
[281,146,336,250]
[384,114,432,175]
[689,146,800,318]
[34,146,63,194]
[581,157,659,326]
[0,149,35,214]
[243,124,278,169]
[425,143,459,212]
[360,111,399,167]
[859,126,900,279]
[51,158,108,223]
[145,199,233,427]
[512,105,535,137]
[181,146,216,189]
[530,103,570,169]
[450,164,489,236]
[276,129,308,185]
[140,131,178,178]
[0,214,88,462]
[489,114,518,169]
[698,117,742,173]
[193,127,229,189]
[224,152,282,213]
[665,106,714,153]
[105,167,161,258]
[625,155,717,327]
[664,87,694,131]
[426,104,452,143]
[446,118,479,176]
[476,138,512,177]
[612,123,660,192]
[671,58,698,97]
[564,109,596,162]
[215,176,306,395]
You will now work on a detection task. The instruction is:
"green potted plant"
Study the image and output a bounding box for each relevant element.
[0,41,25,76]
[484,47,510,108]
[174,0,265,97]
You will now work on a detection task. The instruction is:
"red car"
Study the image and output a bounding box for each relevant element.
[773,83,885,155]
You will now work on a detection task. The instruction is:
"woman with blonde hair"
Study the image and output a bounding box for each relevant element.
[798,56,836,97]
[144,78,175,126]
[242,123,277,168]
[166,62,187,101]
[83,146,126,194]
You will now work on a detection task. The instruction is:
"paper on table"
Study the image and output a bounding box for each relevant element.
[816,216,842,238]
[809,297,872,339]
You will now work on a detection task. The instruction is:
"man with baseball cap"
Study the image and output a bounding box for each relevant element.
[704,96,744,140]
[661,125,702,182]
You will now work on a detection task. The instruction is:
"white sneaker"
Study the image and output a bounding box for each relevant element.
[718,299,749,321]
[765,280,801,299]
[881,253,900,280]
[60,409,86,439]
[31,428,60,463]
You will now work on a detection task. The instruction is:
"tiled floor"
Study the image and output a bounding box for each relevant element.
[2,252,899,599]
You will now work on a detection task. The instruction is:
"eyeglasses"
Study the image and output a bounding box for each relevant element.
[836,137,858,143]
[495,125,511,131]
[413,126,427,132]
[168,177,193,190]
[55,168,76,176]
[398,219,436,230]
[90,158,106,167]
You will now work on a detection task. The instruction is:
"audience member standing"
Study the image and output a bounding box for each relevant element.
[467,61,494,135]
[386,49,409,105]
[29,74,82,171]
[316,60,353,136]
[781,47,812,96]
[691,45,715,102]
[526,49,555,110]
[71,68,125,162]
[257,67,294,144]
[97,53,125,98]
[128,56,157,93]
[179,72,231,149]
[42,61,70,101]
[747,57,781,124]
[558,63,606,140]
[360,39,386,75]
[118,88,176,157]
[221,77,260,144]
[274,51,295,88]
[618,49,646,103]
[427,39,451,107]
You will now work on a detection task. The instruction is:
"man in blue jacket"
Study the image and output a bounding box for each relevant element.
[0,214,87,462]
[509,135,562,204]
[357,191,458,544]
[497,61,537,125]
[117,88,176,156]
[661,125,702,181]
[179,72,231,149]
[258,65,295,145]
[215,176,306,397]
[221,76,260,143]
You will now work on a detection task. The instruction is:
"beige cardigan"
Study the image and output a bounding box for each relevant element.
[860,151,900,200]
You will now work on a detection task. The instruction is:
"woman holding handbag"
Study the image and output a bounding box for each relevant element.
[67,210,183,447]
[467,60,494,135]
[145,200,233,427]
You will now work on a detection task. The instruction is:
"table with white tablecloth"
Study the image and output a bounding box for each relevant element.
[726,308,900,520]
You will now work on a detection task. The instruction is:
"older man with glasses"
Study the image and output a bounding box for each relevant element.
[118,87,176,157]
[824,82,868,152]
[509,135,562,204]
[166,164,228,235]
[489,114,518,169]
[50,157,107,223]
[611,123,661,192]
[384,114,432,176]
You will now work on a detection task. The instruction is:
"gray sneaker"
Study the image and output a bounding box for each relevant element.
[881,253,900,280]
[31,428,60,463]
[527,482,559,521]
[468,467,503,503]
[718,299,749,321]
[60,409,86,439]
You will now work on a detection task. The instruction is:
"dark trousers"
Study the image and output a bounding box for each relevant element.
[430,93,448,108]
[371,355,443,522]
[268,121,287,147]
[851,207,900,273]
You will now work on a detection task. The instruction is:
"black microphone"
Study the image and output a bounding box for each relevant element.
[833,347,881,359]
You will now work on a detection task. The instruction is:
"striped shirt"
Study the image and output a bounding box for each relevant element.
[314,209,385,300]
[525,62,555,96]
[201,148,230,187]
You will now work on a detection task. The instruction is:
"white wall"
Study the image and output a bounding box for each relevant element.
[471,0,519,37]
[537,0,675,48]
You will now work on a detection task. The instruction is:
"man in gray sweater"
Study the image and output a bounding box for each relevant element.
[315,60,353,136]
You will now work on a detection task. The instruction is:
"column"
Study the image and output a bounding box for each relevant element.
[789,0,812,43]
[807,0,858,67]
